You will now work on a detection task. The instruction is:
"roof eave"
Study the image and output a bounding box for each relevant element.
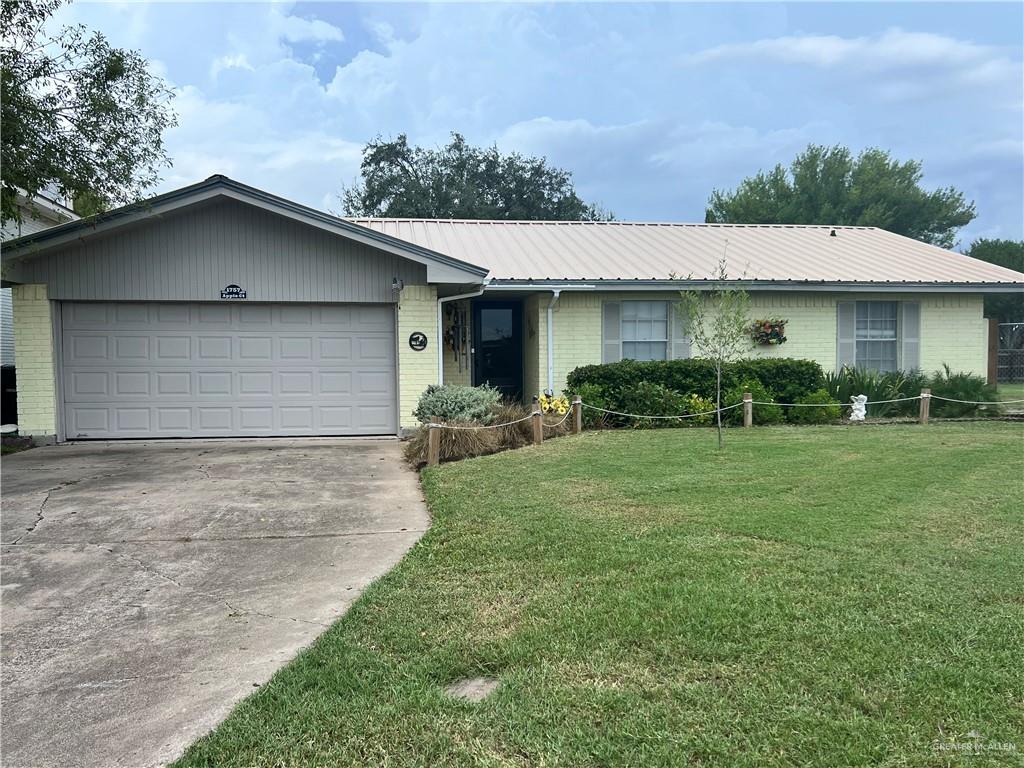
[1,176,489,282]
[485,278,1023,293]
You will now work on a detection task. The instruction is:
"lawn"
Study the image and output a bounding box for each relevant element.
[175,424,1024,768]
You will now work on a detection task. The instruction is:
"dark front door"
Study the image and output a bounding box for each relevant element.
[472,300,522,400]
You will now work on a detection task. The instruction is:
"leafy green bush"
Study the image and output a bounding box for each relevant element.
[928,365,1001,417]
[824,365,999,419]
[824,367,911,418]
[619,382,690,429]
[787,389,843,424]
[684,394,716,427]
[412,384,503,424]
[722,380,784,425]
[566,358,824,408]
[572,383,614,428]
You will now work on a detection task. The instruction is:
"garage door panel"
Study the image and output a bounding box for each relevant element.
[114,371,150,396]
[62,302,397,438]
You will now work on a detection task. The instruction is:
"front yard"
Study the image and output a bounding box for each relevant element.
[176,424,1023,767]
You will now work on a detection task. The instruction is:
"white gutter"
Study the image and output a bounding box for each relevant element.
[545,289,561,395]
[437,284,488,386]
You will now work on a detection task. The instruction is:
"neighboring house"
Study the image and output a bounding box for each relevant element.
[2,175,1021,442]
[1,190,78,422]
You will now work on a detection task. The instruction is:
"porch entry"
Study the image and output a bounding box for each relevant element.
[472,299,523,401]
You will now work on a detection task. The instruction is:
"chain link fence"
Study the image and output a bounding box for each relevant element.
[998,323,1024,383]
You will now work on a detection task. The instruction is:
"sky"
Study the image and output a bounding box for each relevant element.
[56,1,1024,249]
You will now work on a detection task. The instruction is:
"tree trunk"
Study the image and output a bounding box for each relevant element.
[716,362,723,449]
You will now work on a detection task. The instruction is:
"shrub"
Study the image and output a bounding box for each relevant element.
[928,365,1001,417]
[570,383,614,428]
[411,384,502,425]
[618,382,690,429]
[491,403,535,450]
[823,365,999,419]
[722,379,784,425]
[684,393,717,427]
[824,367,909,418]
[402,423,499,466]
[565,358,824,406]
[787,389,842,424]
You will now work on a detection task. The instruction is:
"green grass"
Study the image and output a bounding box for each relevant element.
[175,424,1024,768]
[997,382,1024,404]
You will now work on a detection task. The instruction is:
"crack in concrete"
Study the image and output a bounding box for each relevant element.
[8,476,91,546]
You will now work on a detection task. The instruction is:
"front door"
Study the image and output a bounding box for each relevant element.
[472,300,522,400]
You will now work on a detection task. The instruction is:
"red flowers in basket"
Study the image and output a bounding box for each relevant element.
[750,318,787,345]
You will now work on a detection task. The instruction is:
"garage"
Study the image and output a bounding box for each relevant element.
[60,301,397,438]
[1,176,490,442]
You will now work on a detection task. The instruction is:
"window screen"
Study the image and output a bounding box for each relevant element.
[621,301,668,361]
[855,301,899,372]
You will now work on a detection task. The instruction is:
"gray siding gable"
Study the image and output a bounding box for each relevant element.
[3,199,429,303]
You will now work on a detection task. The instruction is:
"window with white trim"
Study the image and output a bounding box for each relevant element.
[855,301,898,372]
[621,301,668,361]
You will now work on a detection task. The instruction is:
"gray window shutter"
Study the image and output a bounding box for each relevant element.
[900,301,921,371]
[670,302,691,360]
[836,301,856,370]
[602,302,621,363]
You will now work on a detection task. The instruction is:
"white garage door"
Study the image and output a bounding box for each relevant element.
[61,302,397,438]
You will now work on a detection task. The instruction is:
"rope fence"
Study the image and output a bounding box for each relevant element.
[424,391,1023,465]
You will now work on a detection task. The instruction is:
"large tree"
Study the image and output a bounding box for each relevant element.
[965,239,1024,322]
[342,133,610,220]
[1,0,176,223]
[706,144,976,248]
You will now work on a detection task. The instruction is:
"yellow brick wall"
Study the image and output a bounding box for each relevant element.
[543,290,988,395]
[11,284,57,437]
[919,294,986,374]
[397,284,439,428]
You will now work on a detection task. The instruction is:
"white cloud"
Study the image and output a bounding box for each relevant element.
[688,28,1021,101]
[210,53,254,79]
[33,3,1023,238]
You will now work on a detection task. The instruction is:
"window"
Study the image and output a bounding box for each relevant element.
[855,301,898,372]
[621,301,668,360]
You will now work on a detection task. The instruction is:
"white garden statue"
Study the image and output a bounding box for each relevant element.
[849,394,868,422]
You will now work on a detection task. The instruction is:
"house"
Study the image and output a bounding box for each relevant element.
[2,175,1021,442]
[1,189,78,422]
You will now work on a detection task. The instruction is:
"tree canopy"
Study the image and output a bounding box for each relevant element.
[1,0,176,224]
[965,239,1024,321]
[341,133,610,221]
[705,144,976,248]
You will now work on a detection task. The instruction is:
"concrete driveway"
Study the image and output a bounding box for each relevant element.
[1,439,429,768]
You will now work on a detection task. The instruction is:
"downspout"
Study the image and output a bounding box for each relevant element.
[546,289,561,395]
[437,284,487,386]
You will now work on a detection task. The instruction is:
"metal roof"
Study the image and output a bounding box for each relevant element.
[349,218,1024,286]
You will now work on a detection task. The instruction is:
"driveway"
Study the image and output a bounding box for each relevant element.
[1,439,429,768]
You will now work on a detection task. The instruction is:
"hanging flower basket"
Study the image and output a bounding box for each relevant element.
[751,318,787,345]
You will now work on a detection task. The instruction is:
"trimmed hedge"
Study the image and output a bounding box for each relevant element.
[566,358,825,407]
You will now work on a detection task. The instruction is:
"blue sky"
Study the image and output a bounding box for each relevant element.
[58,2,1023,248]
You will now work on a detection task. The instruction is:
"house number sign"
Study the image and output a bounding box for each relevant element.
[408,332,428,351]
[220,284,247,299]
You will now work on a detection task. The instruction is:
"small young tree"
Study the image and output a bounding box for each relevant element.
[678,258,752,448]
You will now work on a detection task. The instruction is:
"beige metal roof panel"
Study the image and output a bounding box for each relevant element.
[348,219,1024,284]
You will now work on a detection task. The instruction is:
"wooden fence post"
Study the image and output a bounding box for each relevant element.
[743,391,753,428]
[427,417,441,466]
[919,388,931,425]
[531,396,544,445]
[572,396,582,434]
